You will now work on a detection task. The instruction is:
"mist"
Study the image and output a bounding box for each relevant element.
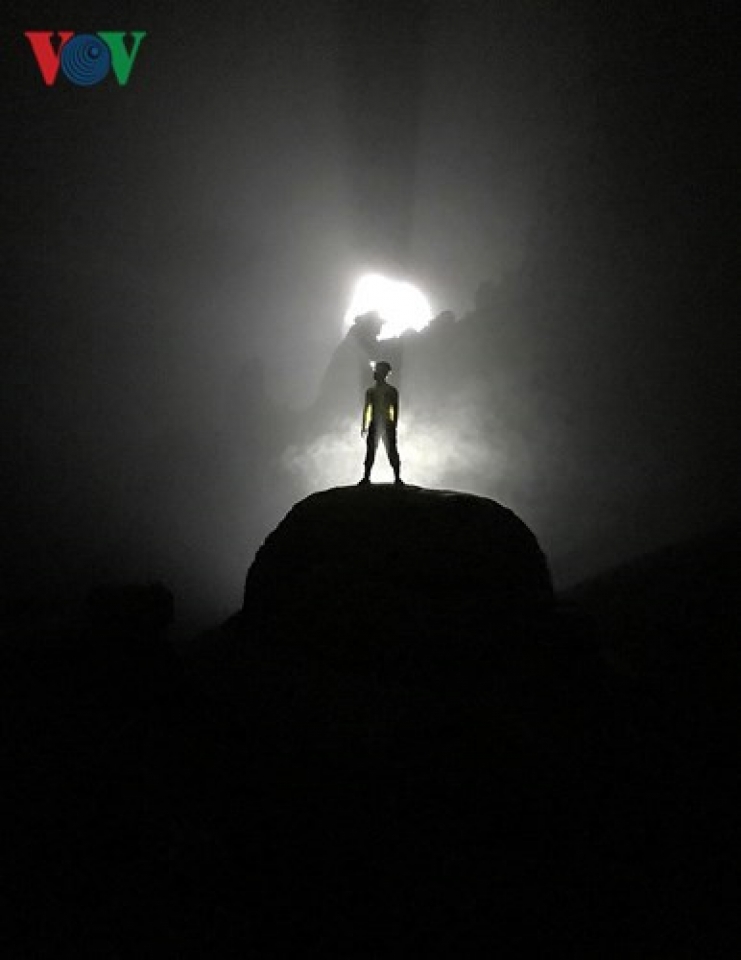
[2,1,738,635]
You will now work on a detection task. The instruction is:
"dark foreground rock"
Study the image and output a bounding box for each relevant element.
[242,484,554,681]
[4,513,740,957]
[86,581,174,636]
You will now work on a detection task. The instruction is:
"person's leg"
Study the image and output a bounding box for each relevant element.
[361,425,379,482]
[383,425,402,483]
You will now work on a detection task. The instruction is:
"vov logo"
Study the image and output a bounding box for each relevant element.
[25,32,147,86]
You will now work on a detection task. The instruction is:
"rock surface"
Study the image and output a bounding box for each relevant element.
[5,510,741,955]
[242,484,554,679]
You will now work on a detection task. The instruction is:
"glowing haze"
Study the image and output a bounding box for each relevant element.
[344,273,433,340]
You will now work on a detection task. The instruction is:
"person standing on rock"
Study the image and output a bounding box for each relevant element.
[359,360,403,485]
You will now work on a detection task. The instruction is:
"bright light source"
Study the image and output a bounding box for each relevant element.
[344,273,432,340]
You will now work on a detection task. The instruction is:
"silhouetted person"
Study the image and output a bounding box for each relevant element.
[359,361,403,484]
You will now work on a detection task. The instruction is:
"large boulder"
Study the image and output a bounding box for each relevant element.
[242,485,553,680]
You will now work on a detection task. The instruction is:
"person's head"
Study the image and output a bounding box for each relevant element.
[374,360,392,383]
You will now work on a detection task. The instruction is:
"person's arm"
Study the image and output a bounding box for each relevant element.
[361,390,372,436]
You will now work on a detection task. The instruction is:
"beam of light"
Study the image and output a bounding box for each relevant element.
[343,273,432,340]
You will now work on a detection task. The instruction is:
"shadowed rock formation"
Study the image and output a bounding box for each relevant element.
[242,485,554,681]
[6,506,741,956]
[87,581,174,637]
